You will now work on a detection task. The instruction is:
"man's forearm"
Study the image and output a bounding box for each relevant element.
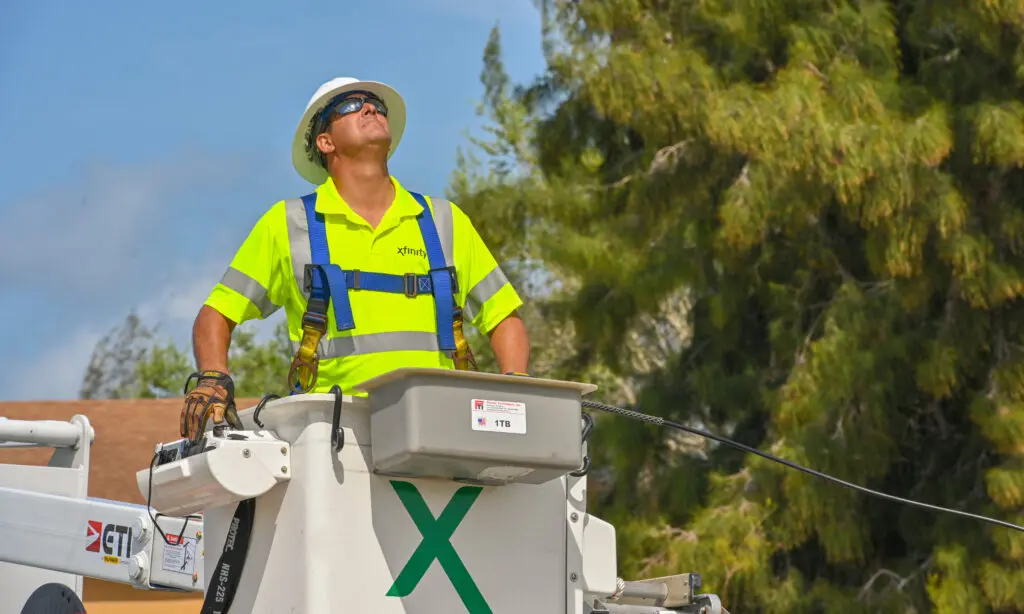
[488,313,530,374]
[193,305,236,373]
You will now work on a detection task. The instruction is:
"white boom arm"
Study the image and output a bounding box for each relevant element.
[0,415,206,608]
[0,369,729,613]
[0,485,202,590]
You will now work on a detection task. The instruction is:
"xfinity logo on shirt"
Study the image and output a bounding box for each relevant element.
[397,246,426,258]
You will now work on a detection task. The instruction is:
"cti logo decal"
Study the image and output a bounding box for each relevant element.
[85,521,102,552]
[85,521,133,559]
[386,480,491,613]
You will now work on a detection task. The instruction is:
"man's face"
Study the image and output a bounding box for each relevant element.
[316,91,391,158]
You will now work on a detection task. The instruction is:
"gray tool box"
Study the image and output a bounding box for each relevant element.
[354,368,597,485]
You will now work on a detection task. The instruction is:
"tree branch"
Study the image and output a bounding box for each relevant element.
[857,555,934,601]
[609,139,693,189]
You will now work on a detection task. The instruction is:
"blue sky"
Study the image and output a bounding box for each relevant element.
[0,0,546,401]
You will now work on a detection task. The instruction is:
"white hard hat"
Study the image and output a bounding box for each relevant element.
[291,77,407,185]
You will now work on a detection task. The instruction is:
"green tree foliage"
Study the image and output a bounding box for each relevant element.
[79,311,157,400]
[80,314,293,400]
[221,322,293,398]
[450,1,1024,611]
[132,340,193,398]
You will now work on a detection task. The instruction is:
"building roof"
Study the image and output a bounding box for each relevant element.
[0,398,260,504]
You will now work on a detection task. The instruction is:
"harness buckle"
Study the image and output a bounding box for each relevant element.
[404,273,418,298]
[302,264,318,294]
[301,311,328,330]
[289,309,328,394]
[452,307,478,371]
[428,266,459,294]
[446,266,459,295]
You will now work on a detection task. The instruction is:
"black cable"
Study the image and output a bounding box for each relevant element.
[581,399,1024,534]
[146,450,202,546]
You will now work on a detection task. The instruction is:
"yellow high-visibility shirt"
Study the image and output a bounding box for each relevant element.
[203,176,523,395]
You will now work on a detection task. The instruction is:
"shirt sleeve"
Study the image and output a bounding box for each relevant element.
[450,202,524,334]
[204,202,290,325]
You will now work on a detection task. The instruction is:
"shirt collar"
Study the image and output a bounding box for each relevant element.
[313,176,425,225]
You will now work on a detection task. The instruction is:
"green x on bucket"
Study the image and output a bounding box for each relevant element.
[386,480,492,613]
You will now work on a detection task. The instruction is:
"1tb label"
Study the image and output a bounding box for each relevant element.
[471,398,527,434]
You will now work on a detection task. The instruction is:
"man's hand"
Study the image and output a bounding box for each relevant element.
[180,370,241,442]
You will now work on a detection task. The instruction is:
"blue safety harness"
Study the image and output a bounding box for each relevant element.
[298,190,460,354]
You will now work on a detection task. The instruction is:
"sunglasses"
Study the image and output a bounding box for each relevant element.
[322,91,388,119]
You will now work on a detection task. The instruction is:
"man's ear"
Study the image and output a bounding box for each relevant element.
[315,132,335,156]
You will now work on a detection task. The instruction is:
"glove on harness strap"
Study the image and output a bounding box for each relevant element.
[287,191,472,394]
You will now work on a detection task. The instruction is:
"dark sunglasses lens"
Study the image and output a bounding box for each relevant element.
[335,98,364,115]
[364,98,388,116]
[331,96,388,117]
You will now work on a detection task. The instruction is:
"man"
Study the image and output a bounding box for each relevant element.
[179,76,530,441]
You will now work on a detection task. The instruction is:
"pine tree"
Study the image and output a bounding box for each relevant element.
[451,1,1024,611]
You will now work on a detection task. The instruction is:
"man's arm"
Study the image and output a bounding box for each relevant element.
[448,200,531,373]
[180,305,240,439]
[192,305,237,373]
[179,204,288,439]
[489,312,530,374]
[193,202,289,374]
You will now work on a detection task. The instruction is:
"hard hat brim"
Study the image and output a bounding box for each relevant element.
[291,79,407,185]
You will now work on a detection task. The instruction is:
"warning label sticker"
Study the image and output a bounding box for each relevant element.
[471,398,527,434]
[162,535,198,576]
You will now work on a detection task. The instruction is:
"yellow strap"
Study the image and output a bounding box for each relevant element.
[452,314,478,371]
[287,308,475,394]
[287,321,326,393]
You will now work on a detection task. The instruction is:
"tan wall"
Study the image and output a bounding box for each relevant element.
[83,578,202,613]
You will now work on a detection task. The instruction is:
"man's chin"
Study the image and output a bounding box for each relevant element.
[364,136,392,150]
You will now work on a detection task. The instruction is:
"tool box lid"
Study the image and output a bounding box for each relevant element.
[353,367,598,396]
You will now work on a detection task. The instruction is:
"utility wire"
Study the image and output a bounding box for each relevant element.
[581,399,1024,534]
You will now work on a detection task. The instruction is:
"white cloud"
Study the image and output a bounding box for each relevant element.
[2,266,213,401]
[133,262,287,345]
[135,266,221,329]
[5,326,106,402]
[0,149,258,402]
[0,150,246,295]
[2,261,289,402]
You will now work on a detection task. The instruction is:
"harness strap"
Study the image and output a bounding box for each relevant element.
[409,191,457,355]
[286,190,465,394]
[325,269,444,296]
[286,193,339,394]
[406,193,476,370]
[199,498,256,614]
[303,193,355,332]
